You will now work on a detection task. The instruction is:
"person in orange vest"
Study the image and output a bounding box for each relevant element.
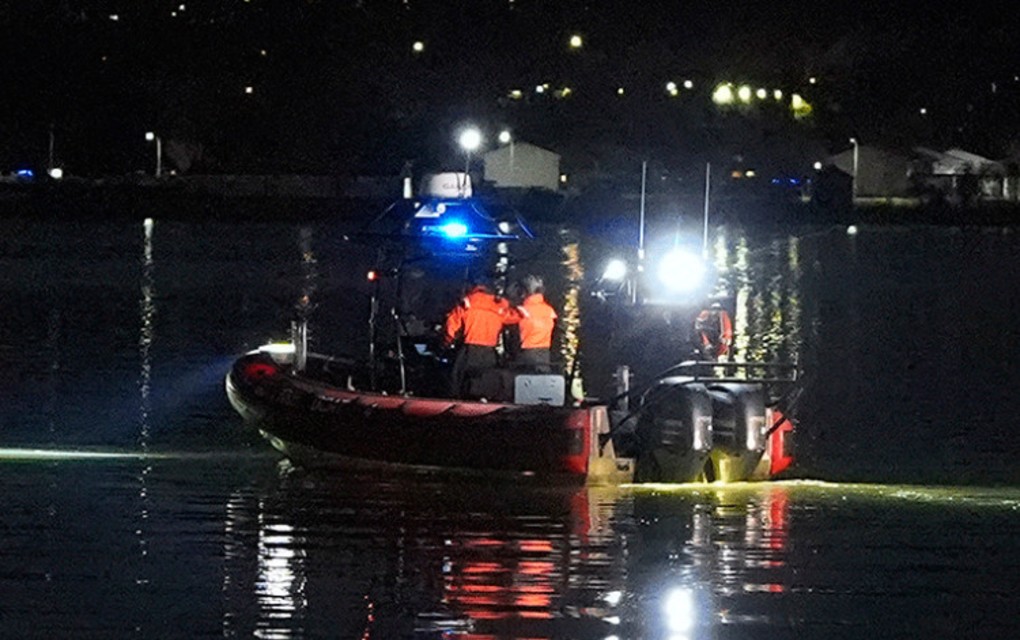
[443,277,513,398]
[507,274,557,373]
[694,301,733,361]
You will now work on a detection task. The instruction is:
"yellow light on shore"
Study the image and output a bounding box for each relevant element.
[569,34,583,48]
[712,83,734,105]
[737,85,752,103]
[756,88,767,99]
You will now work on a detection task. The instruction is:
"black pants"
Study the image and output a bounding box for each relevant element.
[513,348,552,373]
[451,344,498,398]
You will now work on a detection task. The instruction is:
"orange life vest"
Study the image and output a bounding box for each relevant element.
[513,293,557,350]
[444,287,512,348]
[696,307,733,357]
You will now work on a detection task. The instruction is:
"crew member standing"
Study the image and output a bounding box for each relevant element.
[443,277,513,398]
[509,275,557,373]
[694,301,733,361]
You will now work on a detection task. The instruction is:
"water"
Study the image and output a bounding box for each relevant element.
[2,216,1019,638]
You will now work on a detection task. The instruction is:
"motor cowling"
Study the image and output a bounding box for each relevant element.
[706,383,766,453]
[633,381,713,483]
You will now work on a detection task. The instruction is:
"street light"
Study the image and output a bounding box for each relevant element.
[457,126,482,196]
[849,137,859,202]
[145,131,162,178]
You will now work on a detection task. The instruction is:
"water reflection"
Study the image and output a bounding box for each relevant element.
[217,465,803,639]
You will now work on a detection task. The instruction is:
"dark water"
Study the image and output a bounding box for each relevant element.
[2,217,1020,638]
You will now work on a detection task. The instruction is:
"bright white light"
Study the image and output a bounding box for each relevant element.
[245,85,254,94]
[737,85,753,103]
[109,14,119,21]
[657,249,705,293]
[412,41,424,53]
[617,87,625,95]
[458,128,482,152]
[666,81,677,93]
[773,88,783,100]
[756,87,767,99]
[813,161,823,171]
[809,76,817,84]
[498,130,512,144]
[48,168,63,179]
[535,84,545,94]
[663,587,696,633]
[603,590,623,606]
[569,34,583,48]
[260,342,296,355]
[919,107,928,115]
[145,131,155,141]
[601,259,628,282]
[683,79,693,89]
[847,225,858,236]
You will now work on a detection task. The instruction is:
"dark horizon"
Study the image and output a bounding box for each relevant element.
[3,2,1019,177]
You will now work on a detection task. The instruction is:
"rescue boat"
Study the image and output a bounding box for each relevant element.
[224,172,801,484]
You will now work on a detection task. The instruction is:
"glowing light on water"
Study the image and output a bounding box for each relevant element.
[0,448,160,461]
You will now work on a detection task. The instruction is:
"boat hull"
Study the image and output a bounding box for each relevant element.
[226,352,607,481]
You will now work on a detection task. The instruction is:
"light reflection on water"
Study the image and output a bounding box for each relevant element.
[2,218,1020,637]
[2,457,1017,638]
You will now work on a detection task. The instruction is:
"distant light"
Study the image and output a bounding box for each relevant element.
[809,76,817,84]
[245,85,254,94]
[657,249,705,293]
[773,88,783,100]
[791,93,812,117]
[178,3,186,10]
[498,130,512,144]
[535,85,545,94]
[260,49,267,56]
[569,34,583,48]
[617,87,625,95]
[48,168,63,179]
[745,169,756,178]
[683,79,693,89]
[109,14,119,21]
[560,173,568,183]
[756,87,767,99]
[509,89,523,99]
[712,83,735,105]
[440,222,468,238]
[412,40,424,53]
[813,161,823,170]
[367,270,378,281]
[666,81,678,93]
[145,131,155,141]
[602,259,628,282]
[458,127,482,152]
[15,169,34,179]
[737,85,752,103]
[919,107,928,115]
[847,225,858,236]
[556,86,572,98]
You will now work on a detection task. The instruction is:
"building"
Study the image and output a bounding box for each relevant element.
[483,142,561,192]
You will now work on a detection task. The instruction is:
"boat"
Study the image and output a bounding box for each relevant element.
[225,172,801,484]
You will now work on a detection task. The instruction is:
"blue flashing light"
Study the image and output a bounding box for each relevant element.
[15,169,34,179]
[771,177,781,185]
[440,221,468,238]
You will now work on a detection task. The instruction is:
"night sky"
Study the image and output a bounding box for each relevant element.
[2,2,1019,178]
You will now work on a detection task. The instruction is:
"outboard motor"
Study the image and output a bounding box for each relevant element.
[633,381,714,483]
[706,383,767,481]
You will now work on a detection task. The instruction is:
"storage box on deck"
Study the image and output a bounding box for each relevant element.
[513,374,565,406]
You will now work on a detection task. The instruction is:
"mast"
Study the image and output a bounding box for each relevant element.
[702,162,711,258]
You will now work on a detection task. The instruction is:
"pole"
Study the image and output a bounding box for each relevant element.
[48,124,55,173]
[702,162,711,258]
[155,136,163,179]
[851,139,859,202]
[638,161,647,262]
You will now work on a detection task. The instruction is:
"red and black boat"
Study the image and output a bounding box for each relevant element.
[225,175,800,484]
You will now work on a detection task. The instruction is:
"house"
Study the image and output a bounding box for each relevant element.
[913,147,1008,201]
[827,144,913,200]
[483,142,561,192]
